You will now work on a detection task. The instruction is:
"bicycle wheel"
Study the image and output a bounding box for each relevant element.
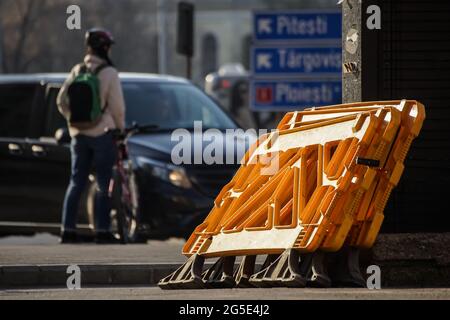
[126,170,142,242]
[111,171,128,244]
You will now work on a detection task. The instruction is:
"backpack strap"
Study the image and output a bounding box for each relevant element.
[94,63,111,112]
[77,62,108,75]
[77,63,88,74]
[94,63,109,75]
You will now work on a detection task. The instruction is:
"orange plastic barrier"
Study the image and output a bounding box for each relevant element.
[159,100,425,289]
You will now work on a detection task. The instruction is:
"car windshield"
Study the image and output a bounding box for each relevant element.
[122,81,237,130]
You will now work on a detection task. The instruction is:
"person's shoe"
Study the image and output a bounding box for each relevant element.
[60,230,78,244]
[95,232,121,244]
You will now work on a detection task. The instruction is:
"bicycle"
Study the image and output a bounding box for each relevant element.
[107,124,158,243]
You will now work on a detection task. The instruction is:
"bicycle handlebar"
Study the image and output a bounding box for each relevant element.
[106,124,160,141]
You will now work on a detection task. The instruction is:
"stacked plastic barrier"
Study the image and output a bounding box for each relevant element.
[159,100,425,289]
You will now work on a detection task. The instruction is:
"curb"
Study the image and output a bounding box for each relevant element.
[2,260,449,289]
[0,263,179,289]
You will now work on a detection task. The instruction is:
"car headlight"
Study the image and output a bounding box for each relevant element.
[135,156,192,189]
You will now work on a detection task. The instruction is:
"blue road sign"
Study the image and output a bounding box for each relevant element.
[252,46,342,76]
[254,11,341,41]
[250,79,342,111]
[250,10,342,111]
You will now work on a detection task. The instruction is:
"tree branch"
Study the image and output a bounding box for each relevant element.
[12,0,39,72]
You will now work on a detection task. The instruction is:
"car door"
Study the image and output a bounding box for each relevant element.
[24,84,72,224]
[0,82,44,223]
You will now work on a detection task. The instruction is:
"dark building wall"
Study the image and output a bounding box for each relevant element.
[343,0,450,232]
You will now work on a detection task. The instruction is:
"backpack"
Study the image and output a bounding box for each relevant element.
[67,63,109,129]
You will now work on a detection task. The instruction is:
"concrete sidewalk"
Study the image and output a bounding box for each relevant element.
[0,237,186,288]
[0,239,185,265]
[0,233,449,288]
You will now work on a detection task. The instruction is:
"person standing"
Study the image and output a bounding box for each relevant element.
[57,28,126,244]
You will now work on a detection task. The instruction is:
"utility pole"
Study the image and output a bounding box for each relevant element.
[157,0,167,75]
[342,0,379,103]
[336,0,382,288]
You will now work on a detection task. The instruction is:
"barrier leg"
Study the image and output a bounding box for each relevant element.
[158,254,205,289]
[249,249,307,288]
[202,256,236,288]
[332,246,366,287]
[299,252,332,288]
[261,254,280,269]
[234,255,257,288]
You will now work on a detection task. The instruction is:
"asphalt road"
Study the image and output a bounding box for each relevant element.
[1,286,449,300]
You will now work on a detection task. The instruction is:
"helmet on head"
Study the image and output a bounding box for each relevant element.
[85,28,115,49]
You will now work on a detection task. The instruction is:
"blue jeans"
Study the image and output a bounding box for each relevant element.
[62,133,116,233]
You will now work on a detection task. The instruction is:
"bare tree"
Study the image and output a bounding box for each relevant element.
[0,0,49,73]
[0,0,159,73]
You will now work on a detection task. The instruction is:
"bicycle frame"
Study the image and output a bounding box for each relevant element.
[110,142,132,204]
[106,124,159,242]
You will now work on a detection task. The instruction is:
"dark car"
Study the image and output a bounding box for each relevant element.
[0,73,250,239]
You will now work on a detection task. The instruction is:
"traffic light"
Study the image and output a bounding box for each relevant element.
[176,2,194,57]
